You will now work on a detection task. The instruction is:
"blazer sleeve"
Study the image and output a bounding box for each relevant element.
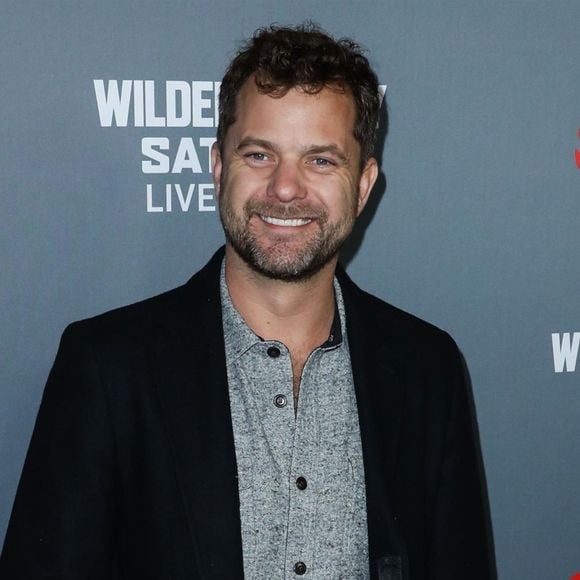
[0,323,118,579]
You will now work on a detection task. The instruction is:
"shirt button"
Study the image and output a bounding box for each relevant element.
[294,561,307,575]
[295,476,307,490]
[267,346,281,358]
[274,394,287,408]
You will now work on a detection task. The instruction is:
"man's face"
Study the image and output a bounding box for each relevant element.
[212,80,378,282]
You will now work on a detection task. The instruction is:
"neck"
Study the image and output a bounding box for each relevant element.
[224,245,337,350]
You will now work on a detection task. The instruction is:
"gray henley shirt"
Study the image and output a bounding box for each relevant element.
[220,263,370,579]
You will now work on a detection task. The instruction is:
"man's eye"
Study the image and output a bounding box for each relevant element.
[311,158,335,167]
[246,152,268,162]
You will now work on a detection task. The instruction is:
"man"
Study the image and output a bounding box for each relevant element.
[1,24,493,579]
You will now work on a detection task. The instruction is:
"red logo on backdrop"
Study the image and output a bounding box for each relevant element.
[576,129,580,169]
[570,573,580,580]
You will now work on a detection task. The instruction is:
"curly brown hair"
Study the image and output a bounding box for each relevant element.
[216,23,383,163]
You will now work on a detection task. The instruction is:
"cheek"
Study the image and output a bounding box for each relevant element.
[219,175,260,219]
[225,166,268,196]
[319,175,359,211]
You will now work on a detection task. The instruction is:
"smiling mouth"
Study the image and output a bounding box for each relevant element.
[259,215,313,227]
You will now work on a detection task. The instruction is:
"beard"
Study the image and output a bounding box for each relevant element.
[219,194,356,282]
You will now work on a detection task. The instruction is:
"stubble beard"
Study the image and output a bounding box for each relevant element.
[219,194,356,282]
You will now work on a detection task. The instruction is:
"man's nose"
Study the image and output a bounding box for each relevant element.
[266,159,307,202]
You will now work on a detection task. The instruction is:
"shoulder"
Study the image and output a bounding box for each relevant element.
[338,268,460,363]
[60,248,224,356]
[350,282,454,341]
[63,284,185,343]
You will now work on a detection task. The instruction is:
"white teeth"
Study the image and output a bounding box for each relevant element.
[260,215,312,227]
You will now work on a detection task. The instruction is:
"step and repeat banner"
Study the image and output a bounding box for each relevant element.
[1,2,579,578]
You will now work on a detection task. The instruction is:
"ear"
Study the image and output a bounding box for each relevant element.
[356,157,379,216]
[211,143,223,198]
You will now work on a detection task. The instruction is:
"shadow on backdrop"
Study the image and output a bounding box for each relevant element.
[341,94,389,268]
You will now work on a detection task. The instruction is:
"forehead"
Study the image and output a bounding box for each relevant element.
[229,79,358,144]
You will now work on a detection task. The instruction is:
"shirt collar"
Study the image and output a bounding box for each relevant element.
[221,261,260,364]
[220,259,346,364]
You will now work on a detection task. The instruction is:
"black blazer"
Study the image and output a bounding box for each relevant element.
[1,248,494,579]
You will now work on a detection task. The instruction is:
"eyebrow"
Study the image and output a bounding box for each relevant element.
[305,144,348,164]
[236,137,350,164]
[236,137,277,152]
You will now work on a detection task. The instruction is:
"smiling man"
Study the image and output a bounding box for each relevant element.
[1,24,493,580]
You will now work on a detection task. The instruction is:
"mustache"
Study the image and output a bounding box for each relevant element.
[243,200,327,221]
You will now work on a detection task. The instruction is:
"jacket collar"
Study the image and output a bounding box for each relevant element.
[151,247,244,578]
[336,266,406,569]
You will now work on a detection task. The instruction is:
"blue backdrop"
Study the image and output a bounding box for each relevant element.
[1,2,579,578]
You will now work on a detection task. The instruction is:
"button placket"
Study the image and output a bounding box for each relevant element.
[283,353,318,580]
[251,342,294,475]
[265,343,291,416]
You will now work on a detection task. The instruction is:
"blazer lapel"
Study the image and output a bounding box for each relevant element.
[151,249,244,579]
[338,268,407,569]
